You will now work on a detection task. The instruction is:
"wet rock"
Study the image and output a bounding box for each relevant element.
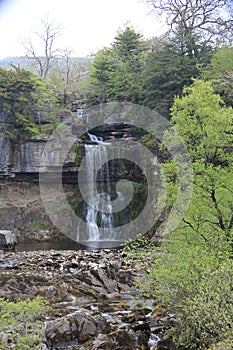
[0,230,17,250]
[89,329,150,350]
[91,330,136,350]
[46,311,110,347]
[0,249,162,350]
[155,335,176,350]
[46,318,71,343]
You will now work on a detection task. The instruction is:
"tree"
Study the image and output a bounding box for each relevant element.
[113,26,144,59]
[110,26,146,103]
[141,35,212,117]
[170,79,233,242]
[23,17,62,79]
[0,66,58,138]
[85,47,115,104]
[203,45,233,107]
[144,0,233,56]
[85,26,146,105]
[49,52,89,108]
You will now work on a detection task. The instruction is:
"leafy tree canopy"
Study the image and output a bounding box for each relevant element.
[0,66,59,138]
[203,46,233,107]
[85,26,146,105]
[141,35,213,117]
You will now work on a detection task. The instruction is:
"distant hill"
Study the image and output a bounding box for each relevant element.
[0,56,92,70]
[0,57,30,68]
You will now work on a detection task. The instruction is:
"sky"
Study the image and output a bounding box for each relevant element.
[0,0,167,60]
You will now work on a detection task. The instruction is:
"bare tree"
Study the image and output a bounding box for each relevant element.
[144,0,233,50]
[23,17,63,79]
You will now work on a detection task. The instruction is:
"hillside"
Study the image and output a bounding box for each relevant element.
[0,56,91,70]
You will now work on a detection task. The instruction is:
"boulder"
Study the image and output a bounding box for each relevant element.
[156,336,176,350]
[91,330,137,350]
[45,311,110,348]
[0,230,17,250]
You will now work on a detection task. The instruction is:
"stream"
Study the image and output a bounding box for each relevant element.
[0,247,162,349]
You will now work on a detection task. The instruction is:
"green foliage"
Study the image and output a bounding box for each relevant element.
[203,46,233,107]
[30,220,52,231]
[86,26,145,105]
[0,66,60,138]
[169,79,233,243]
[142,38,202,117]
[72,143,84,167]
[85,26,212,118]
[48,58,89,108]
[0,66,39,138]
[147,234,233,349]
[171,79,233,166]
[122,233,156,269]
[179,260,233,348]
[0,296,48,349]
[131,78,233,349]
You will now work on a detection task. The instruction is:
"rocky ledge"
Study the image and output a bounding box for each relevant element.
[0,249,175,349]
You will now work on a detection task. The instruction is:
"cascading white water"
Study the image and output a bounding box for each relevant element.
[84,133,114,242]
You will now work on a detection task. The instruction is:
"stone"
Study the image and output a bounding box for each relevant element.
[91,330,136,350]
[0,249,162,350]
[156,336,176,350]
[46,318,71,342]
[46,311,110,347]
[0,230,17,250]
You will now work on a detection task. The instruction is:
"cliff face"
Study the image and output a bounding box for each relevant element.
[0,127,79,239]
[0,109,81,181]
[0,136,47,177]
[0,122,141,183]
[0,114,155,242]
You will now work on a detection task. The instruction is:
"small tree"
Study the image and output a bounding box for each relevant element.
[169,79,233,245]
[23,17,62,79]
[0,66,58,138]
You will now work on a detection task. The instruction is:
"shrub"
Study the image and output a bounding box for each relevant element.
[143,234,233,349]
[0,296,48,349]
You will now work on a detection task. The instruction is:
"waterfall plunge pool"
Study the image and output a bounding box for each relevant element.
[15,237,125,252]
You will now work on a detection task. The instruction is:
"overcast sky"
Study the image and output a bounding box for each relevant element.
[0,0,167,59]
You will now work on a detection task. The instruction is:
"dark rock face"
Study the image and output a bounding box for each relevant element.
[0,133,78,182]
[0,182,75,240]
[156,336,177,350]
[90,330,138,350]
[0,230,17,250]
[46,311,110,347]
[0,121,149,239]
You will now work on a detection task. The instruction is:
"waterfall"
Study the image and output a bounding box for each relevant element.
[83,133,115,242]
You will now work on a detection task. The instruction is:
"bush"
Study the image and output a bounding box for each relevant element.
[0,296,48,349]
[142,233,233,349]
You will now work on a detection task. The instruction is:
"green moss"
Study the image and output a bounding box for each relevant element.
[30,220,52,231]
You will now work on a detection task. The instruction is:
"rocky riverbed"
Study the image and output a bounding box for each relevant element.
[0,249,175,349]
